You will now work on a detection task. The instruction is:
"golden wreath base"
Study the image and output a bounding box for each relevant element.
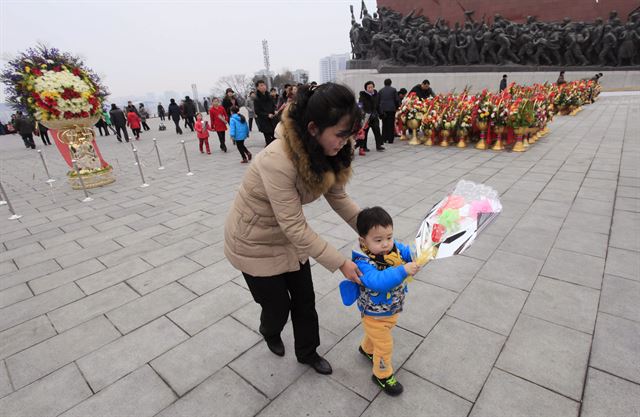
[68,167,115,190]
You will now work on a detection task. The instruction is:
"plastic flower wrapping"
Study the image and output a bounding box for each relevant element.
[413,180,502,265]
[0,44,108,122]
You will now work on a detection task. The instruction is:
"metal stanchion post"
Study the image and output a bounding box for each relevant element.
[72,159,93,202]
[0,180,22,220]
[181,140,194,176]
[37,150,56,183]
[130,142,138,165]
[133,147,149,187]
[153,138,165,170]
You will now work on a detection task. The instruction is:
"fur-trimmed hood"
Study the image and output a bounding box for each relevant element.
[275,106,352,196]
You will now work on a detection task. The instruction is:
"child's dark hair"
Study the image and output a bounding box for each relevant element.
[230,106,246,123]
[357,207,393,236]
[288,82,361,176]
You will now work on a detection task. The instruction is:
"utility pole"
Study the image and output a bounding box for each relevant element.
[262,39,271,90]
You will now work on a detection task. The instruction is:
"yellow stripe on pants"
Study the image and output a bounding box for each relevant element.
[361,314,399,379]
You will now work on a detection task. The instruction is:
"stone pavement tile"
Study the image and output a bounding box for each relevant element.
[541,248,605,289]
[527,199,572,219]
[563,211,612,235]
[167,282,251,335]
[55,239,121,268]
[77,317,188,392]
[553,227,609,258]
[0,283,84,332]
[537,188,577,204]
[60,365,176,417]
[308,264,341,297]
[0,260,60,291]
[140,237,206,267]
[151,221,212,246]
[577,186,616,202]
[616,196,640,213]
[29,258,105,294]
[419,255,485,292]
[93,212,144,232]
[0,361,11,398]
[191,227,225,245]
[590,313,640,384]
[617,185,640,198]
[611,210,640,252]
[571,197,614,217]
[161,210,210,230]
[496,315,591,400]
[128,211,179,232]
[0,284,31,309]
[258,370,370,417]
[362,369,472,417]
[179,258,240,295]
[4,228,63,251]
[0,242,44,265]
[0,315,56,360]
[230,301,261,333]
[448,279,528,336]
[47,283,138,332]
[113,224,171,247]
[315,287,361,338]
[0,364,91,417]
[460,233,505,262]
[127,257,202,295]
[39,227,95,249]
[0,260,18,276]
[499,227,557,260]
[13,241,82,269]
[75,257,152,295]
[0,228,30,247]
[523,276,600,333]
[323,324,421,400]
[153,316,260,396]
[97,238,162,267]
[405,315,505,401]
[397,280,458,336]
[74,224,133,248]
[600,275,640,322]
[476,250,543,291]
[184,241,226,268]
[6,316,119,389]
[581,368,640,417]
[155,367,268,417]
[106,283,196,334]
[582,177,618,189]
[58,215,112,234]
[469,368,579,417]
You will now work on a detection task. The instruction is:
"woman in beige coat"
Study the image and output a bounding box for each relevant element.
[224,83,362,375]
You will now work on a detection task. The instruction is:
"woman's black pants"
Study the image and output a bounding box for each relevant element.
[242,261,319,362]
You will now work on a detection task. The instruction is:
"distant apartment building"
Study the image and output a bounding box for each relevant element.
[291,69,310,84]
[319,53,349,83]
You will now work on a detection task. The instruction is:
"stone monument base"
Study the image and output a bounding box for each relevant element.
[338,67,640,95]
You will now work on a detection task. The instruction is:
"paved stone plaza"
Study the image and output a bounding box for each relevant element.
[0,93,639,417]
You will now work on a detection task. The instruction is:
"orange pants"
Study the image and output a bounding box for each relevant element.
[361,314,398,379]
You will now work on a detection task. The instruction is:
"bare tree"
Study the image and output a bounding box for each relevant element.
[211,74,253,101]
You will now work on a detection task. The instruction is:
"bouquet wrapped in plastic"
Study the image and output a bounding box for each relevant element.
[413,180,502,265]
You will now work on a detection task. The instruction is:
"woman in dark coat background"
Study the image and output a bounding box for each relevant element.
[167,99,183,135]
[253,80,277,146]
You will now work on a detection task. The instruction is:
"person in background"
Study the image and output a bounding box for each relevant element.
[377,78,399,144]
[409,79,435,99]
[194,113,212,155]
[557,71,567,86]
[499,74,508,92]
[209,97,229,152]
[167,99,183,135]
[203,97,210,113]
[277,84,292,110]
[246,91,256,132]
[127,100,140,116]
[138,103,151,131]
[37,121,51,145]
[157,102,166,121]
[222,88,239,118]
[110,104,130,142]
[255,80,277,146]
[103,107,117,135]
[13,111,36,149]
[229,105,252,163]
[358,80,384,152]
[95,116,109,137]
[270,87,279,107]
[127,107,142,140]
[183,96,197,131]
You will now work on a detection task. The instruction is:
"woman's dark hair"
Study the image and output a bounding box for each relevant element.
[230,106,246,123]
[356,206,393,237]
[384,78,392,86]
[398,88,407,95]
[255,80,265,87]
[288,82,361,177]
[364,81,375,90]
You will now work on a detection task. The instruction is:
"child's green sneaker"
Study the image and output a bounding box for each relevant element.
[372,373,404,396]
[358,346,373,361]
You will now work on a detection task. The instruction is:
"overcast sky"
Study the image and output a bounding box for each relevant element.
[1,0,376,101]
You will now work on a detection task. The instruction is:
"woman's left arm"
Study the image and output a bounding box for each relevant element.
[324,183,360,232]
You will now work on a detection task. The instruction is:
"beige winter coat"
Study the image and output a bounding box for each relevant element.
[224,109,360,277]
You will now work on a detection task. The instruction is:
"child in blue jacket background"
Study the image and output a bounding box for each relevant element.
[229,106,252,163]
[340,206,421,396]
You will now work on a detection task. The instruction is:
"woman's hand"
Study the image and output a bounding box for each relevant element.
[339,260,362,285]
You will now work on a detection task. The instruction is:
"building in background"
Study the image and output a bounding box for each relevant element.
[319,53,349,83]
[254,69,275,80]
[292,69,310,84]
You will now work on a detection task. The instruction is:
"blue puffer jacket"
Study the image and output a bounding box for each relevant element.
[352,241,412,316]
[229,113,249,141]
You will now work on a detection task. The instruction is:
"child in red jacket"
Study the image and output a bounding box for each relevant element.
[195,113,212,154]
[209,98,229,152]
[127,110,142,140]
